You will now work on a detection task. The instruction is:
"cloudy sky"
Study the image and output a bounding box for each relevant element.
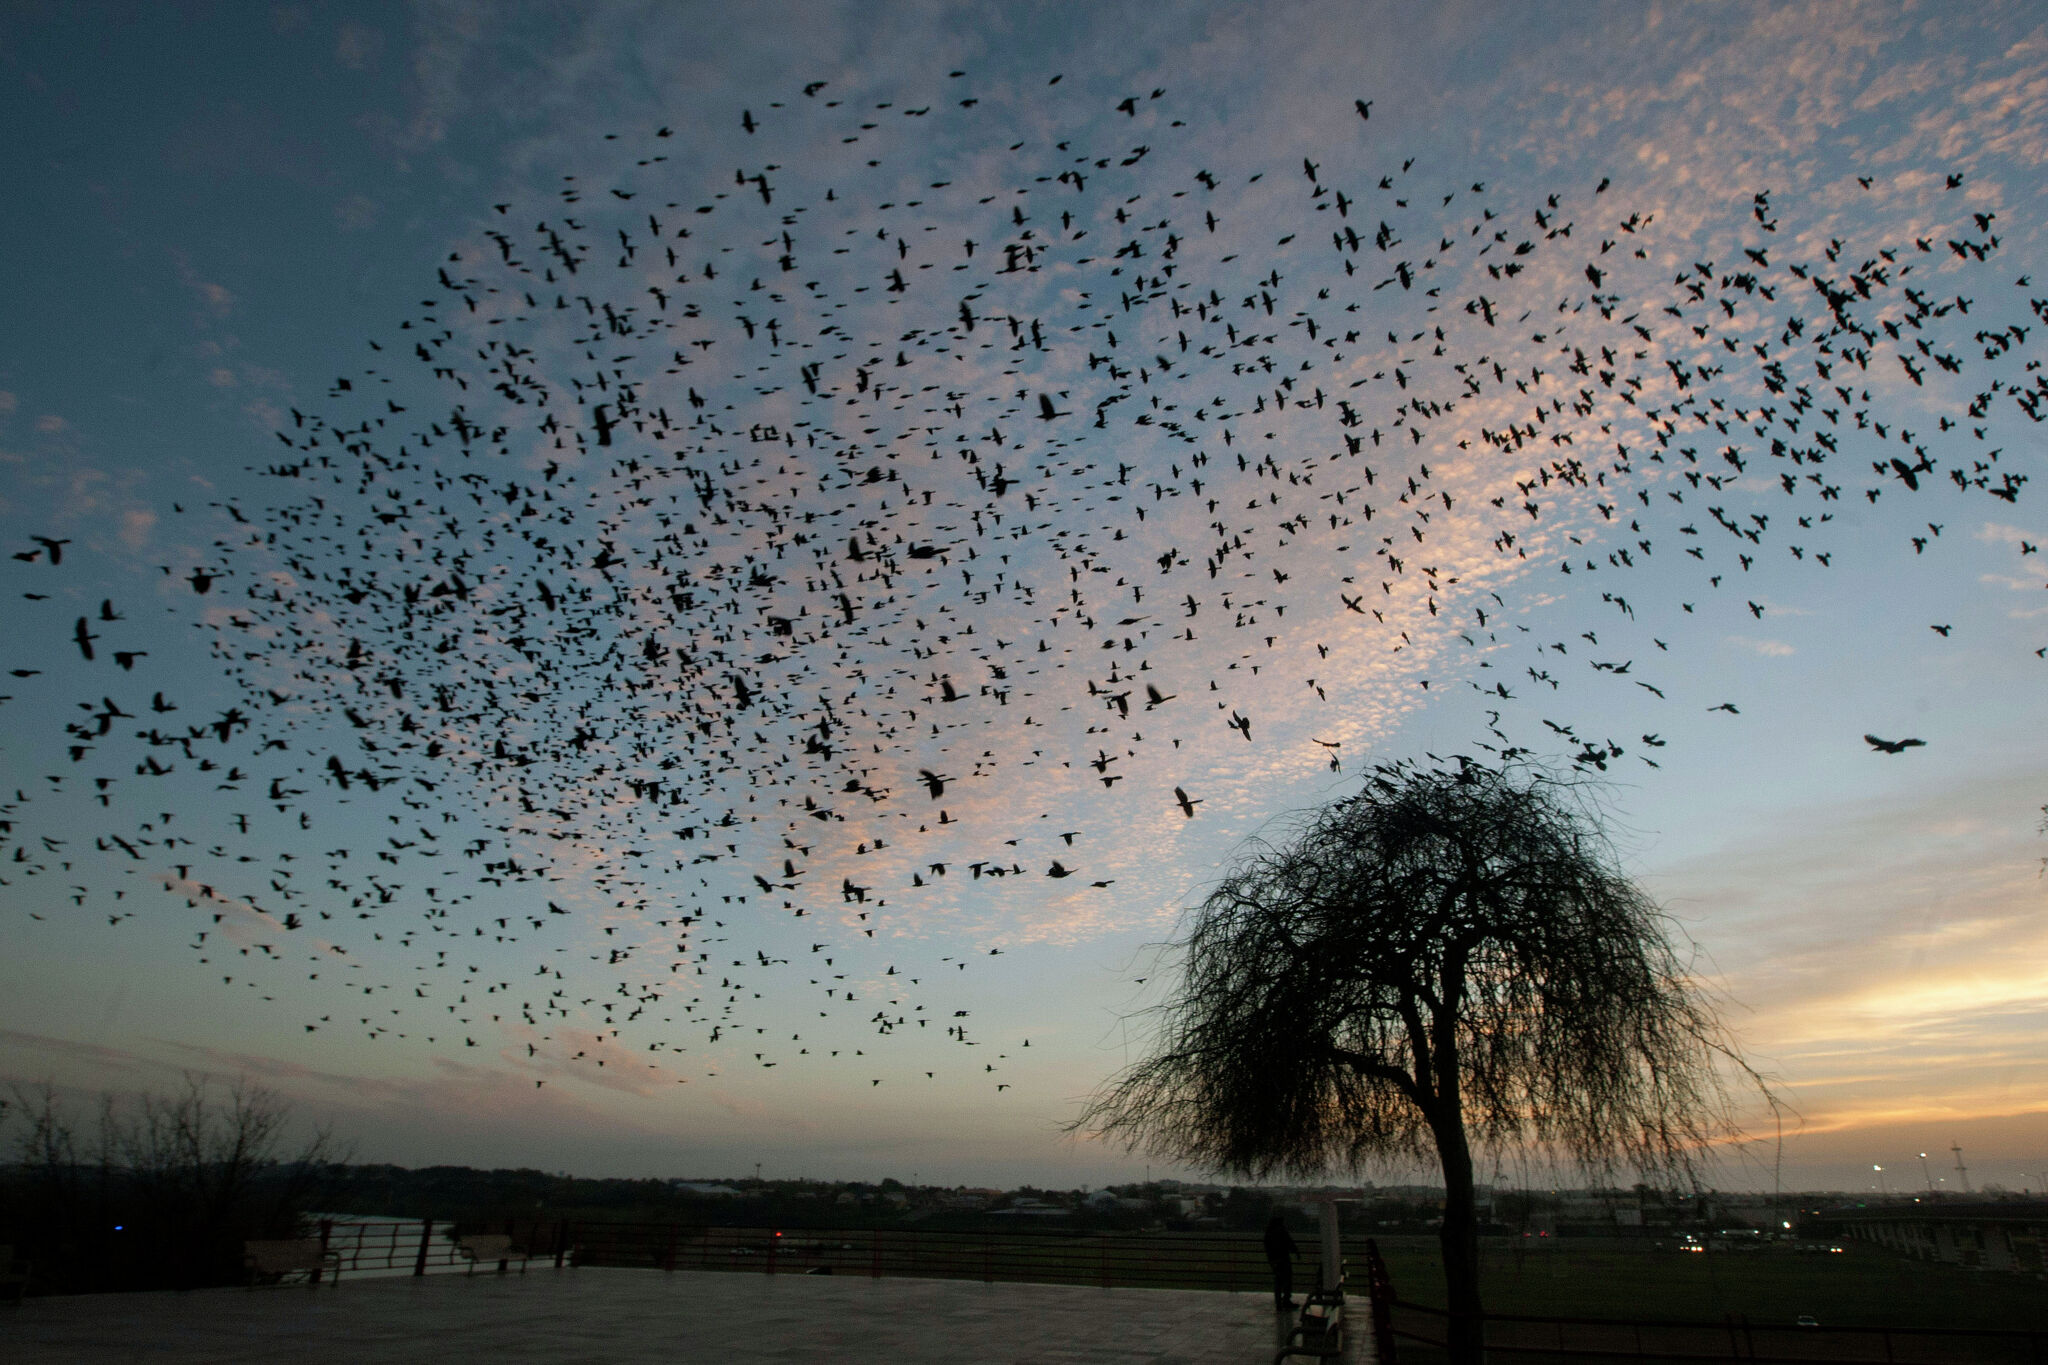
[2,0,2044,1194]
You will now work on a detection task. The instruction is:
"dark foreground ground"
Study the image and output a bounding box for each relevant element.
[1371,1234,2046,1331]
[0,1265,1362,1364]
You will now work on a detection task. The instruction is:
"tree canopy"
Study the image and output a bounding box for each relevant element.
[1077,762,1747,1360]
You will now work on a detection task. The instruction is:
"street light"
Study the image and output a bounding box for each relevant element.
[1873,1164,1888,1197]
[1918,1153,1934,1195]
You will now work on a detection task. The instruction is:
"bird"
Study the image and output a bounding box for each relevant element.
[1864,734,1926,754]
[4,71,2031,1102]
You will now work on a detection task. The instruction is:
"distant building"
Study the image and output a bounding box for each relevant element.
[1082,1189,1149,1212]
[1832,1201,2048,1276]
[669,1181,743,1197]
[943,1187,1003,1210]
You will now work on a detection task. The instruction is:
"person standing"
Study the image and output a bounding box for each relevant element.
[1263,1212,1299,1311]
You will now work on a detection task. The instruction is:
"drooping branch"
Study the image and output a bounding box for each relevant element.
[1074,761,1753,1188]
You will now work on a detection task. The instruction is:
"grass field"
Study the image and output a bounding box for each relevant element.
[1371,1234,2048,1333]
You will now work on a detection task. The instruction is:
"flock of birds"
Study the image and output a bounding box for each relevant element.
[3,74,2040,1094]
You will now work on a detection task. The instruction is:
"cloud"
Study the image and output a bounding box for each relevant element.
[0,1028,159,1084]
[334,23,384,71]
[1977,520,2035,546]
[358,0,488,158]
[172,254,235,319]
[1724,634,1795,657]
[1646,767,2048,1147]
[334,193,379,232]
[120,507,157,549]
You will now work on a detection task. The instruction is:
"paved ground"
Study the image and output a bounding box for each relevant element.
[2,1267,1370,1363]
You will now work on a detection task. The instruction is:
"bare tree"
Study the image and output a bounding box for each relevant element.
[110,1076,339,1255]
[2,1075,345,1292]
[1076,762,1749,1365]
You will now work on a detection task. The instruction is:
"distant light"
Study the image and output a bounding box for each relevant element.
[113,1224,123,1231]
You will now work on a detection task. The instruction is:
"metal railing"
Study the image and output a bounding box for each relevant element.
[316,1217,1346,1292]
[556,1221,1337,1292]
[313,1218,471,1277]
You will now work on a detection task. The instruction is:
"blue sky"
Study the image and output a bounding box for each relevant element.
[1,1,2044,1193]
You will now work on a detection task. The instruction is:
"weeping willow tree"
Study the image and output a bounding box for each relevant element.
[1076,762,1748,1365]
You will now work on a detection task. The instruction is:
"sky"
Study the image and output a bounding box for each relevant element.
[1,0,2044,1195]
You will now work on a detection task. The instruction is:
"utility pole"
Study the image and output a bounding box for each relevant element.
[1950,1143,1971,1195]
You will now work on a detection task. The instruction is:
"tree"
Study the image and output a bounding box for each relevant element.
[1076,763,1745,1364]
[110,1075,344,1285]
[1,1075,344,1293]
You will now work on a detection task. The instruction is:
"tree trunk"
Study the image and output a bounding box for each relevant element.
[1433,1115,1485,1365]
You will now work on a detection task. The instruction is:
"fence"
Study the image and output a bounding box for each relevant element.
[315,1217,1340,1291]
[314,1218,472,1277]
[1363,1244,2048,1365]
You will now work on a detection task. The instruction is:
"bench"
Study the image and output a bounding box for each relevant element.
[244,1238,339,1288]
[458,1233,531,1276]
[1274,1286,1346,1362]
[0,1245,30,1303]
